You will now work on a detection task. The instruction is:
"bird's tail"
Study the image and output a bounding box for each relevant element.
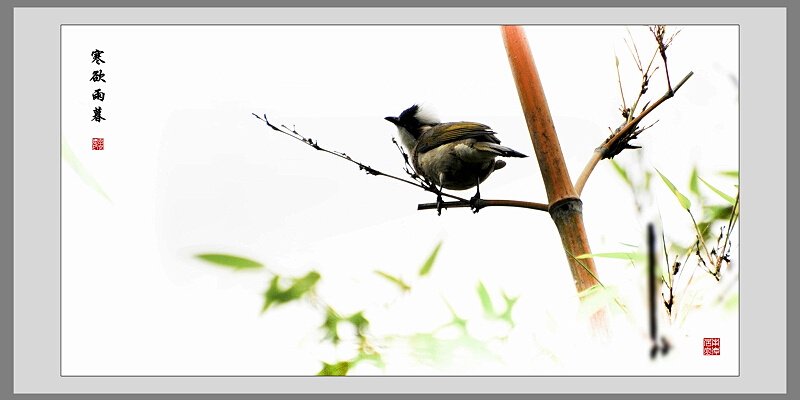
[473,142,528,158]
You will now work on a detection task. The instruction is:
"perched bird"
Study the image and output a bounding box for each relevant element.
[385,104,527,213]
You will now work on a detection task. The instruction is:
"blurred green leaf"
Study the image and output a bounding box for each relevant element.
[261,271,321,313]
[577,252,646,263]
[689,166,700,196]
[61,133,112,203]
[476,281,494,317]
[610,159,631,187]
[442,297,468,329]
[656,168,691,210]
[576,285,620,319]
[724,293,739,311]
[719,171,739,179]
[698,177,736,205]
[409,331,499,371]
[374,270,411,292]
[419,241,442,276]
[703,205,733,222]
[322,307,342,344]
[477,282,518,326]
[347,311,369,335]
[576,284,604,299]
[322,309,370,344]
[354,351,386,370]
[317,361,350,376]
[497,292,519,327]
[195,254,263,270]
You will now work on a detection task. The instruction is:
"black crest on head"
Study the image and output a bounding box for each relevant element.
[395,104,423,138]
[398,104,420,120]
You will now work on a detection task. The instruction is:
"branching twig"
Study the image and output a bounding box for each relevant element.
[254,113,547,213]
[623,27,660,122]
[574,71,693,195]
[715,191,739,276]
[574,26,690,196]
[650,26,682,94]
[253,113,448,197]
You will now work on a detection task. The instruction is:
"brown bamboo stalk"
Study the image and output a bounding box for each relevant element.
[501,26,610,339]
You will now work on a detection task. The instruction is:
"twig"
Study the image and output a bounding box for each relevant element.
[253,113,447,197]
[651,26,682,94]
[254,113,545,213]
[717,191,739,274]
[614,47,627,116]
[574,71,693,195]
[418,199,548,212]
[576,26,688,196]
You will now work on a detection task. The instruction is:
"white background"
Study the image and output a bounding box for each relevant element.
[60,25,738,375]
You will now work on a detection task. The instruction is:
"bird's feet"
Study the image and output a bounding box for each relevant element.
[436,193,445,216]
[469,192,483,214]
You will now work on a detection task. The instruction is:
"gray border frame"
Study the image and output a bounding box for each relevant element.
[7,3,792,397]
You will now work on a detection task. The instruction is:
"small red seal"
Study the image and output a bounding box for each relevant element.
[703,338,720,356]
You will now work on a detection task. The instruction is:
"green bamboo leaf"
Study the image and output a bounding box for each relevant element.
[610,159,631,187]
[418,241,442,276]
[289,271,321,295]
[476,281,494,316]
[719,171,739,179]
[689,166,700,196]
[576,285,620,319]
[498,292,519,326]
[577,252,646,262]
[441,297,467,329]
[724,293,739,311]
[354,351,386,370]
[61,133,112,203]
[576,284,604,299]
[408,331,498,369]
[196,254,263,270]
[321,307,342,344]
[347,311,369,334]
[698,177,736,205]
[261,271,321,313]
[656,168,691,210]
[374,270,411,292]
[703,205,733,222]
[317,361,350,376]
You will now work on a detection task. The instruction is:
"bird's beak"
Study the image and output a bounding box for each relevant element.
[385,116,400,125]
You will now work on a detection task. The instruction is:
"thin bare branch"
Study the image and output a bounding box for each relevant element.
[255,113,546,213]
[574,25,693,196]
[418,198,548,212]
[614,48,627,115]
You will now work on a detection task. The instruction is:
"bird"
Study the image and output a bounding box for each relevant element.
[385,104,528,213]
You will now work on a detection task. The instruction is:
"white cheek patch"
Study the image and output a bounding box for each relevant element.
[396,127,417,153]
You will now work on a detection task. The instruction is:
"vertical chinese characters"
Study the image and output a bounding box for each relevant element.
[89,49,106,149]
[89,49,106,124]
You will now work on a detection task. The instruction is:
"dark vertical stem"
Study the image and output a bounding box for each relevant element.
[648,223,658,358]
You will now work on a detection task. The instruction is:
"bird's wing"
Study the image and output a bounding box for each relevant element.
[415,122,500,153]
